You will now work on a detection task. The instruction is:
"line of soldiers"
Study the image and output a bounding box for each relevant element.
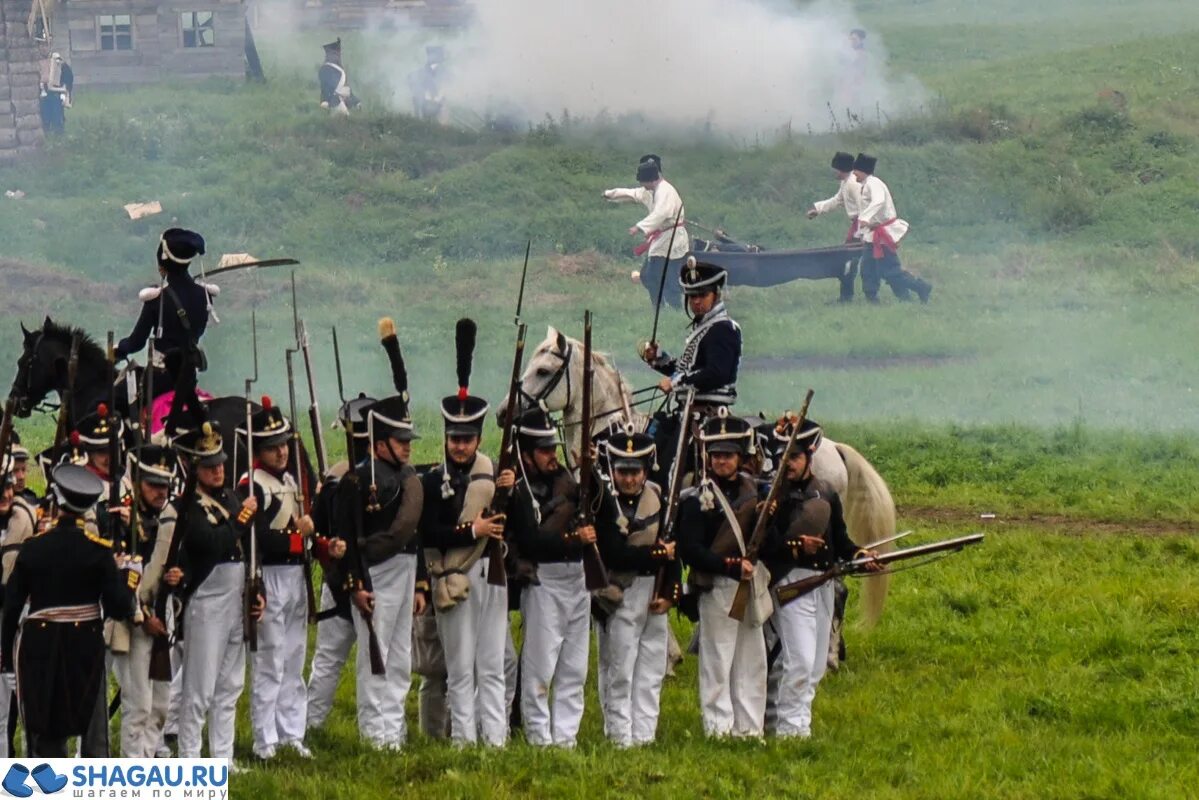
[1,249,884,761]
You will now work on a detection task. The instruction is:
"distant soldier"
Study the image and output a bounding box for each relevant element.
[506,408,613,748]
[1,465,131,757]
[420,319,514,746]
[677,412,766,737]
[605,155,690,309]
[761,417,881,738]
[110,445,177,757]
[807,151,864,303]
[114,228,212,432]
[319,38,360,116]
[166,422,264,764]
[853,154,932,304]
[342,320,426,750]
[305,396,370,731]
[594,429,679,747]
[38,51,73,135]
[239,398,316,760]
[409,45,447,122]
[0,454,37,757]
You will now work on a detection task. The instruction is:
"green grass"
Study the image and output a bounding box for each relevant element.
[221,526,1199,799]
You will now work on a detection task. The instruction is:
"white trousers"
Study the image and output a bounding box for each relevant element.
[774,567,835,737]
[698,576,767,737]
[353,553,416,748]
[178,564,246,759]
[504,621,518,720]
[435,560,509,746]
[306,585,356,729]
[596,576,668,746]
[520,561,589,747]
[113,624,171,757]
[251,564,309,751]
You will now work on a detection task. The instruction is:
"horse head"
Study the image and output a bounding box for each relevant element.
[8,317,107,420]
[498,325,581,424]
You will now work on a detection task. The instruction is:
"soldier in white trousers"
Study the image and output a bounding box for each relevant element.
[239,398,316,760]
[114,445,177,757]
[421,319,515,747]
[305,585,356,729]
[593,430,680,747]
[761,418,882,737]
[168,422,264,763]
[677,413,768,738]
[343,322,426,749]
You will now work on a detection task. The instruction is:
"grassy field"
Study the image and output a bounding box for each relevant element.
[2,0,1197,796]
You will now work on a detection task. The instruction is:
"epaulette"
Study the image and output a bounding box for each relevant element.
[84,528,115,549]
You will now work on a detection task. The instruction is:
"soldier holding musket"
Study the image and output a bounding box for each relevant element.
[594,428,679,747]
[106,444,177,757]
[237,397,317,760]
[761,417,881,738]
[341,319,427,750]
[677,412,766,738]
[420,319,515,747]
[163,422,264,764]
[1,465,132,758]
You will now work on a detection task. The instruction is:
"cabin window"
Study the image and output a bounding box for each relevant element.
[181,12,215,48]
[97,15,133,51]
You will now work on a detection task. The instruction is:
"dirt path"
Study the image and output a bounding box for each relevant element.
[901,505,1196,537]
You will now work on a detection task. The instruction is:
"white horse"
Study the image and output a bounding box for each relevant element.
[500,326,897,624]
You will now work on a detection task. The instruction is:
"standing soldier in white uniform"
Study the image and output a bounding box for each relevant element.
[604,155,690,309]
[807,151,865,303]
[853,153,932,304]
[240,398,316,760]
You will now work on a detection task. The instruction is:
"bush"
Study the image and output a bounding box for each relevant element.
[1062,105,1134,142]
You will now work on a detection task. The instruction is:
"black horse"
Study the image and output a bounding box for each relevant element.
[8,317,313,489]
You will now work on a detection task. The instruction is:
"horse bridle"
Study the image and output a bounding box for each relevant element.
[517,341,573,412]
[11,331,60,415]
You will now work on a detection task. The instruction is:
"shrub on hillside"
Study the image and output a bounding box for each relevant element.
[1062,105,1134,142]
[1029,179,1096,232]
[879,103,1016,146]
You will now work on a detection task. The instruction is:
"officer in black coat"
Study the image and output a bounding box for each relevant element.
[1,465,131,758]
[115,228,211,432]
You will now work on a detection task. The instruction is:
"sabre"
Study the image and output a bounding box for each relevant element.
[201,258,301,279]
[649,208,684,349]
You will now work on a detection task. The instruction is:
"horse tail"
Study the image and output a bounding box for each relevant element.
[834,441,896,626]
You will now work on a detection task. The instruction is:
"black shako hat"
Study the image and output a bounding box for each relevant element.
[441,318,489,438]
[831,151,855,172]
[773,415,824,458]
[157,228,205,272]
[699,408,754,456]
[339,393,378,441]
[242,395,292,450]
[679,256,727,295]
[853,153,877,175]
[51,463,105,513]
[639,154,662,172]
[323,37,341,54]
[515,408,561,451]
[73,403,121,452]
[172,421,227,467]
[604,428,656,471]
[129,444,178,487]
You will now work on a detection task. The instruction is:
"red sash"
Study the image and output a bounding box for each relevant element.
[871,217,899,258]
[634,220,685,257]
[845,217,860,244]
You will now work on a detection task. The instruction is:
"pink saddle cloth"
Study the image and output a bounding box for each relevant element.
[150,389,214,435]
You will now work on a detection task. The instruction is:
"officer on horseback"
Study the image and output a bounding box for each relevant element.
[639,258,742,414]
[113,228,211,432]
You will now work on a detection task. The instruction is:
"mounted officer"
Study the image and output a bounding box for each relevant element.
[113,228,212,433]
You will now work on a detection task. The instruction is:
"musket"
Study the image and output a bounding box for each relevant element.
[576,310,609,592]
[332,326,386,675]
[728,389,814,622]
[0,397,15,469]
[483,323,527,587]
[651,386,694,603]
[773,533,986,607]
[243,313,262,652]
[514,239,531,325]
[292,272,328,475]
[148,465,198,682]
[648,209,684,350]
[285,346,319,624]
[106,333,125,551]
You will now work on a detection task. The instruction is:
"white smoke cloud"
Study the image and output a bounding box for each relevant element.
[413,0,925,135]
